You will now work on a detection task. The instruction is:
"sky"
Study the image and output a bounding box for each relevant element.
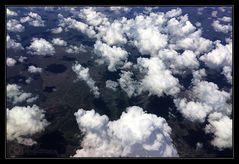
[6,6,233,158]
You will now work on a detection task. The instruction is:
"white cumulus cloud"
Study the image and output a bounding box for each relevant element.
[200,40,232,69]
[205,112,232,149]
[52,38,67,46]
[6,57,17,67]
[94,40,128,72]
[105,80,118,91]
[7,34,24,50]
[66,45,87,54]
[211,20,232,33]
[20,12,45,27]
[79,7,108,27]
[72,62,100,98]
[7,105,49,146]
[28,65,42,74]
[137,57,181,97]
[18,56,28,63]
[7,84,38,104]
[51,26,63,34]
[7,19,25,32]
[7,8,18,17]
[73,106,178,157]
[118,71,142,97]
[27,38,55,56]
[58,14,96,38]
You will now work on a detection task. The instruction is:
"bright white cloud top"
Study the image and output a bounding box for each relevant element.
[72,62,100,98]
[7,19,25,32]
[20,12,45,27]
[7,35,24,50]
[52,38,67,46]
[94,40,128,72]
[7,8,18,17]
[7,105,49,146]
[7,84,38,104]
[27,38,55,56]
[205,112,232,149]
[73,106,178,157]
[28,65,43,74]
[6,57,17,67]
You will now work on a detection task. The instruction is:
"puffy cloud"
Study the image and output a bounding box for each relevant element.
[174,78,232,149]
[65,45,87,54]
[132,26,168,55]
[120,61,133,70]
[25,77,32,84]
[195,22,201,27]
[165,8,182,18]
[211,20,232,33]
[28,65,42,74]
[105,80,118,91]
[27,38,55,56]
[72,62,100,98]
[7,8,18,17]
[97,20,127,46]
[218,16,232,23]
[118,71,141,97]
[137,57,181,97]
[7,84,38,104]
[205,112,232,149]
[20,12,45,27]
[51,26,63,34]
[191,81,231,115]
[211,11,218,17]
[174,79,231,122]
[174,98,212,122]
[73,106,178,157]
[58,14,96,38]
[79,7,108,27]
[200,41,232,69]
[52,38,67,46]
[7,19,25,32]
[166,15,196,38]
[18,56,28,63]
[7,105,49,146]
[170,50,199,73]
[6,57,17,67]
[157,49,200,74]
[7,34,24,50]
[173,30,213,55]
[222,66,232,84]
[94,40,128,72]
[191,68,207,84]
[109,7,130,13]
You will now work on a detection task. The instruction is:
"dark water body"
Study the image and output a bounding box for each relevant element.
[44,86,56,93]
[45,64,67,74]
